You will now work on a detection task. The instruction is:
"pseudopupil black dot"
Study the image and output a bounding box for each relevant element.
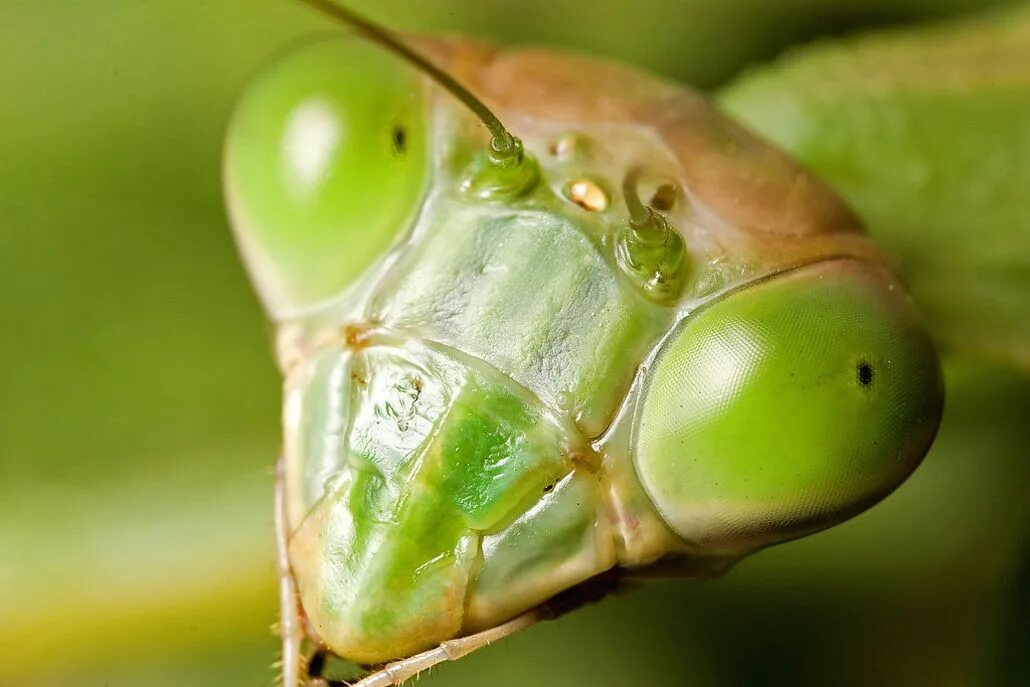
[391,125,407,154]
[857,361,874,387]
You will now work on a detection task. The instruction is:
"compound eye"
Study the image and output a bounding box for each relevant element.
[633,259,943,553]
[225,37,430,318]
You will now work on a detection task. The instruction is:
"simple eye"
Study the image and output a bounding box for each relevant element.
[633,259,943,553]
[224,37,430,319]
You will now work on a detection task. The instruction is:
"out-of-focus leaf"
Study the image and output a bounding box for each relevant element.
[720,3,1030,370]
[345,0,1014,88]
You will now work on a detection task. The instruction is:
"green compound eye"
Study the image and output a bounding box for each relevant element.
[634,259,943,554]
[225,37,430,317]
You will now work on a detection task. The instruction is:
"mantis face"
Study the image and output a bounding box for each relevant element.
[224,17,943,675]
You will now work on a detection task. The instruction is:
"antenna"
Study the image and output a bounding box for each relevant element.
[623,168,656,229]
[296,0,522,165]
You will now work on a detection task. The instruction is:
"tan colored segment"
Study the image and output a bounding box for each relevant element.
[289,488,477,665]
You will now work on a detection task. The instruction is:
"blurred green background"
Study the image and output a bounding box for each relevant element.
[2,1,1028,685]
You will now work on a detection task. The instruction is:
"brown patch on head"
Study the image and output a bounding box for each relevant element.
[459,46,862,238]
[405,36,886,280]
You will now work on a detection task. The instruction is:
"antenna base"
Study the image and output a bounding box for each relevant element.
[461,138,539,199]
[616,211,687,304]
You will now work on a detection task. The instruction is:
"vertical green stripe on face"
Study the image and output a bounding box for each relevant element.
[436,379,567,530]
[288,342,573,663]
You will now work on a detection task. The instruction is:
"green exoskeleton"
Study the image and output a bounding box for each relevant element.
[223,1,944,684]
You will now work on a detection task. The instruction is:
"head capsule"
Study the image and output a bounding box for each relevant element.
[633,259,944,554]
[224,36,431,318]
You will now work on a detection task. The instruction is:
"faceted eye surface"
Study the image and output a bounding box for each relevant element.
[224,37,430,317]
[633,259,943,553]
